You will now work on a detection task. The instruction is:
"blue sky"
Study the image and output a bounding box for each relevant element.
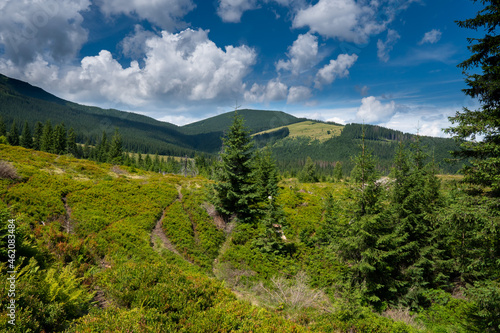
[0,0,482,136]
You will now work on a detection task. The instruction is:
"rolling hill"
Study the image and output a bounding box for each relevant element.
[182,108,305,135]
[253,120,344,143]
[0,73,461,174]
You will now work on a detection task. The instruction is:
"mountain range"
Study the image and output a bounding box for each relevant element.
[0,73,461,174]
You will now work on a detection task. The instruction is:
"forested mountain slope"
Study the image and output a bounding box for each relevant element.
[0,73,460,174]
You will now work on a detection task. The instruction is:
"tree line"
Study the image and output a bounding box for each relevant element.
[0,117,205,175]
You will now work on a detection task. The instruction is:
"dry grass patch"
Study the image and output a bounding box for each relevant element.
[0,160,20,179]
[382,306,425,331]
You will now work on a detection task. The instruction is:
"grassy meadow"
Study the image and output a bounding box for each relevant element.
[0,144,485,332]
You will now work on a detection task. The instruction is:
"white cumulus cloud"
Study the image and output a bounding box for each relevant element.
[377,29,400,62]
[216,0,259,23]
[276,33,319,75]
[244,78,289,103]
[0,0,90,65]
[314,53,358,88]
[287,86,312,103]
[1,28,257,109]
[418,29,442,45]
[292,0,386,43]
[355,96,396,124]
[96,0,195,30]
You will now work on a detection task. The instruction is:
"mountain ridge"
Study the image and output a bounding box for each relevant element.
[0,73,461,174]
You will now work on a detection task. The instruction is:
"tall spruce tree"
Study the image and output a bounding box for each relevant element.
[333,162,343,182]
[41,120,53,152]
[67,128,77,156]
[20,121,32,149]
[0,116,6,137]
[299,156,318,183]
[52,123,67,155]
[388,138,441,306]
[350,127,380,216]
[108,129,123,164]
[253,148,287,254]
[96,131,109,162]
[33,121,43,151]
[445,0,500,195]
[7,121,19,146]
[212,113,258,223]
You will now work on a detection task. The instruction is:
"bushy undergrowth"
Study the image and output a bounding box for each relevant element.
[0,145,494,332]
[0,145,316,332]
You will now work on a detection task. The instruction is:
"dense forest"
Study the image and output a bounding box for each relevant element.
[0,1,499,332]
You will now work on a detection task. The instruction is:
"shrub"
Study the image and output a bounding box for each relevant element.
[0,160,19,179]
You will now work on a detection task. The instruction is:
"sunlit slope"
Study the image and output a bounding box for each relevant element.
[0,145,313,332]
[253,120,344,142]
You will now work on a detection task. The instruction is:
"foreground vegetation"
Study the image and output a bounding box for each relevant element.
[0,140,498,332]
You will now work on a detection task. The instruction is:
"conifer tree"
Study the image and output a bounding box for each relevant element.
[7,121,19,146]
[67,128,77,156]
[33,121,43,150]
[388,138,441,306]
[41,120,53,152]
[446,0,500,195]
[333,162,343,182]
[137,153,143,168]
[253,148,287,254]
[20,121,32,149]
[255,148,280,202]
[96,131,109,162]
[212,113,258,223]
[108,129,123,164]
[144,154,152,171]
[153,152,160,171]
[350,127,380,216]
[52,123,67,155]
[299,156,318,183]
[0,116,6,137]
[83,138,91,159]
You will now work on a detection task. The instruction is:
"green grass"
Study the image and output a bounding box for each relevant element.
[1,144,476,332]
[253,121,344,143]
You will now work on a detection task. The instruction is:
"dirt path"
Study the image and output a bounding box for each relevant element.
[150,186,194,264]
[150,208,183,257]
[62,196,74,234]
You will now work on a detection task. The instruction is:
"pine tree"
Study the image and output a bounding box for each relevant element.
[144,154,152,171]
[7,121,19,146]
[137,153,143,168]
[33,121,43,150]
[350,127,380,216]
[20,121,32,149]
[96,131,109,162]
[108,129,123,165]
[67,128,77,156]
[255,148,280,203]
[253,148,287,255]
[153,152,160,172]
[0,116,6,137]
[83,138,91,159]
[299,156,318,183]
[388,138,442,306]
[333,162,343,182]
[212,113,258,223]
[41,120,53,152]
[52,123,67,155]
[445,0,500,195]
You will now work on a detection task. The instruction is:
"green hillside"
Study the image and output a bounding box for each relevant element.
[0,74,214,156]
[254,120,344,142]
[255,122,461,176]
[0,73,461,175]
[1,143,497,332]
[181,109,305,135]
